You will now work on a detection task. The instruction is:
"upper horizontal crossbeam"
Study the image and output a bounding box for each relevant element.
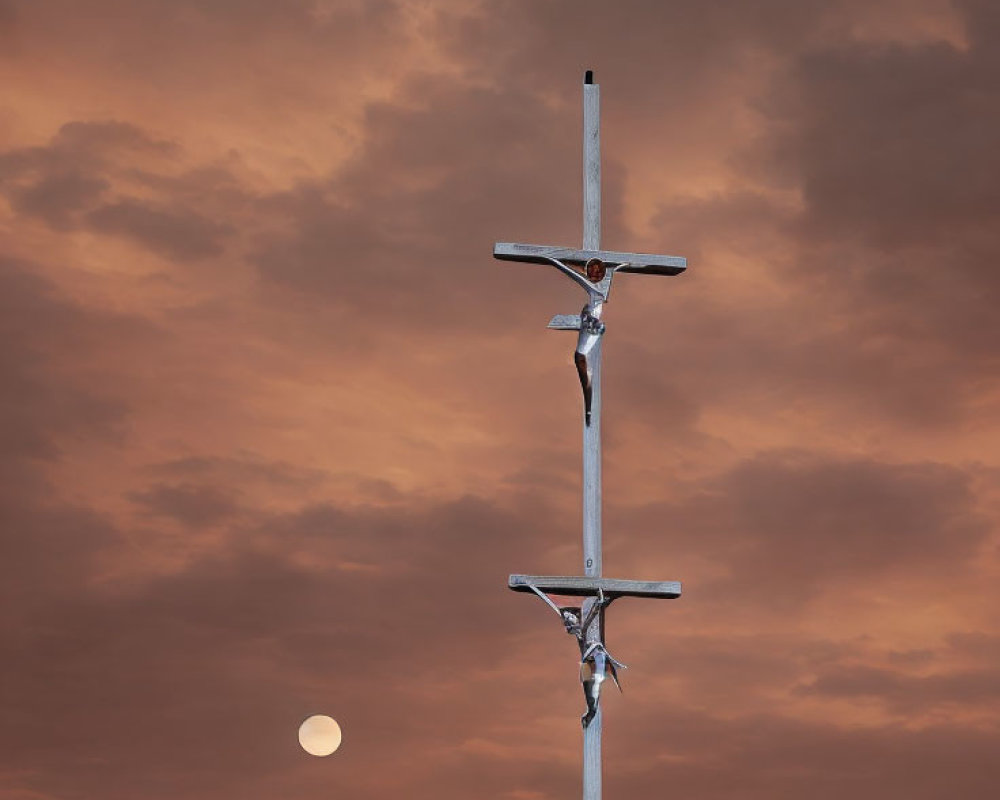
[494,242,687,276]
[509,574,682,599]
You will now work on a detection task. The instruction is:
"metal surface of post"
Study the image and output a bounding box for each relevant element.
[493,71,685,800]
[581,73,603,800]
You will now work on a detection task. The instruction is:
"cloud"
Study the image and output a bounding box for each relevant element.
[797,663,1000,712]
[7,171,109,229]
[128,482,243,526]
[717,0,1000,406]
[86,198,231,261]
[757,38,1000,247]
[0,257,147,461]
[147,454,327,488]
[0,487,574,799]
[616,450,990,604]
[249,76,589,334]
[608,706,1000,800]
[0,121,173,175]
[0,121,237,260]
[1,2,998,799]
[9,474,991,800]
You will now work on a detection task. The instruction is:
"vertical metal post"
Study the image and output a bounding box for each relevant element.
[493,70,686,800]
[581,69,603,800]
[583,71,601,254]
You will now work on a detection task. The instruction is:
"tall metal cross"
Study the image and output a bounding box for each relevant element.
[493,71,685,800]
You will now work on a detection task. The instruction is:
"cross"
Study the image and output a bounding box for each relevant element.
[493,71,685,800]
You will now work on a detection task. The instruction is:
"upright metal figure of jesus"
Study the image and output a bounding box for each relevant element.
[541,255,610,424]
[494,71,686,800]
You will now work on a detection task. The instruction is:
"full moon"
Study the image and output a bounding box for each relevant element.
[298,714,342,756]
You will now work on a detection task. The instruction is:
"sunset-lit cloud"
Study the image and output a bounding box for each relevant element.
[1,1,998,798]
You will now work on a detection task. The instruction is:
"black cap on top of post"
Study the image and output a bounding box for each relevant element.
[585,70,594,84]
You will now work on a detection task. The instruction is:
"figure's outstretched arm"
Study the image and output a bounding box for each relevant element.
[541,257,602,296]
[525,581,566,618]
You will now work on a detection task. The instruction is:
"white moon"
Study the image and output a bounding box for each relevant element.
[298,714,342,756]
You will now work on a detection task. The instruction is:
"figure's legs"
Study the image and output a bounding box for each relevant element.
[580,651,607,728]
[581,691,598,728]
[575,315,603,427]
[574,350,593,426]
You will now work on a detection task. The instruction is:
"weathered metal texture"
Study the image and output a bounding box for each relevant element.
[583,79,601,253]
[581,75,603,800]
[491,70,687,800]
[509,575,683,599]
[494,242,687,275]
[582,338,602,578]
[548,314,583,330]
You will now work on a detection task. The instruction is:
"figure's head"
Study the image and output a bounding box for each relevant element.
[561,608,581,626]
[585,258,606,282]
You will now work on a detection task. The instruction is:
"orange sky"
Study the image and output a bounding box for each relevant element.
[2,1,1000,798]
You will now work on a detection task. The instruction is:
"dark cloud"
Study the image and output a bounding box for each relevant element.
[13,476,992,800]
[7,171,109,228]
[615,451,990,604]
[126,164,250,207]
[712,0,1000,407]
[250,77,587,334]
[0,256,156,634]
[946,631,1000,663]
[589,2,1000,438]
[0,257,145,460]
[0,121,173,179]
[51,120,176,157]
[887,647,937,666]
[798,664,1000,712]
[437,0,829,94]
[0,121,237,261]
[2,1,999,799]
[605,706,1000,800]
[86,198,231,261]
[147,454,327,488]
[0,0,15,30]
[128,482,243,526]
[0,502,122,622]
[758,38,1000,247]
[0,488,573,799]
